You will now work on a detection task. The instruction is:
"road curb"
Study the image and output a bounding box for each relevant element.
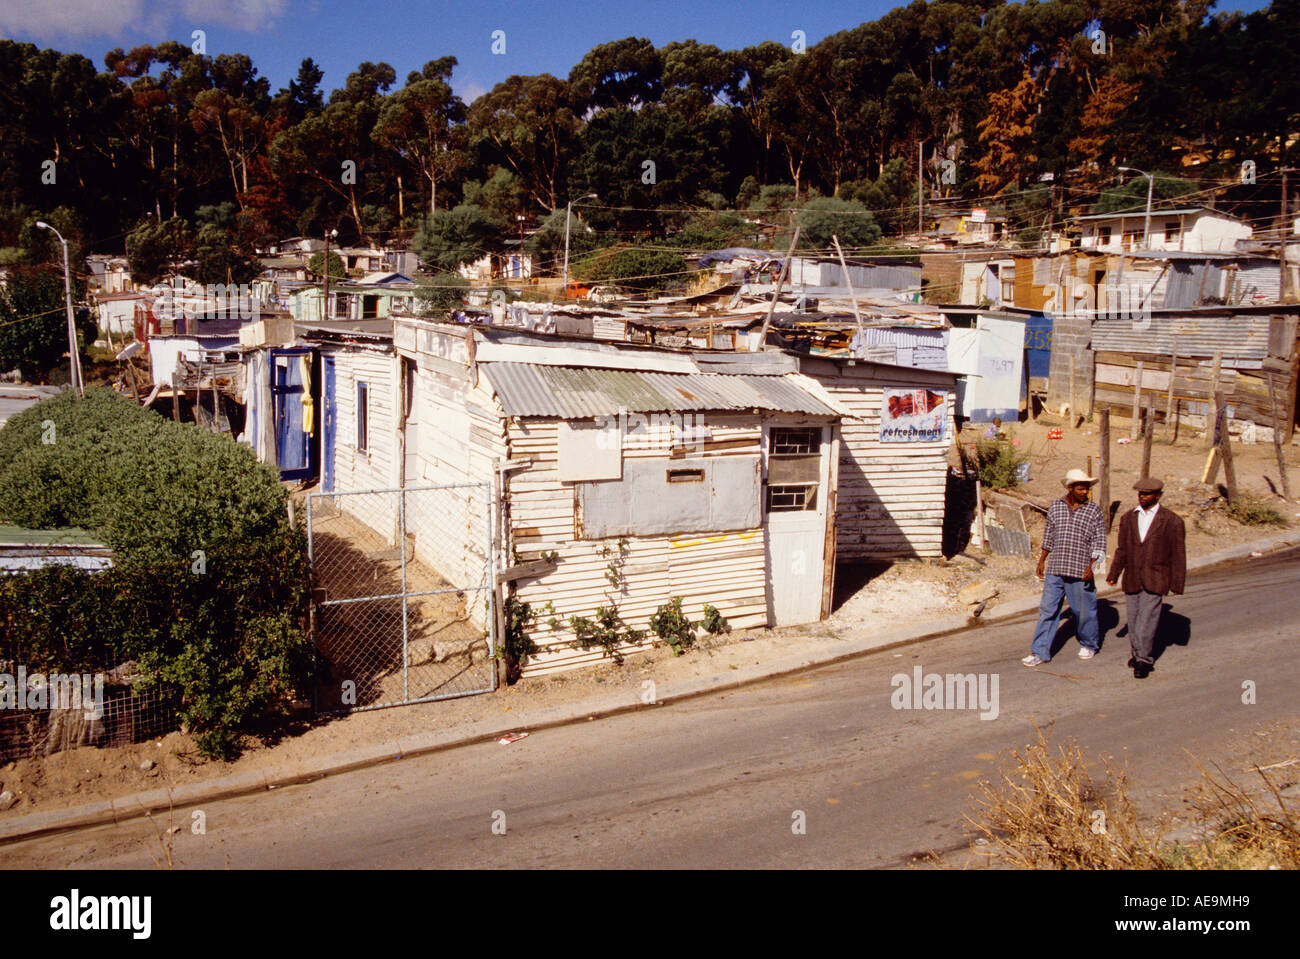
[3,527,1296,846]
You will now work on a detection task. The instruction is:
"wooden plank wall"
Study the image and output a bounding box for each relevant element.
[507,414,770,677]
[329,346,402,539]
[809,367,955,560]
[403,361,505,629]
[1093,345,1298,440]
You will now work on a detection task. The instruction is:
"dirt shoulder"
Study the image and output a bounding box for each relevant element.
[0,417,1294,824]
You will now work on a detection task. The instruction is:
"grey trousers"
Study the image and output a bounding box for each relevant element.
[1126,590,1164,666]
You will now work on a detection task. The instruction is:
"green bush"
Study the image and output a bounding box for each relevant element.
[975,438,1027,490]
[701,604,730,636]
[0,388,312,759]
[649,597,697,655]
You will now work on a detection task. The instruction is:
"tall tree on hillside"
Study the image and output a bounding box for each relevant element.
[467,74,580,213]
[372,57,467,217]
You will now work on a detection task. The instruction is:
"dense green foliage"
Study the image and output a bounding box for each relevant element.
[575,247,689,293]
[0,389,312,759]
[648,597,697,655]
[0,1,1293,277]
[0,266,89,382]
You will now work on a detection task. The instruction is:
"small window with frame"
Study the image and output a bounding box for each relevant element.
[767,427,821,512]
[356,381,369,453]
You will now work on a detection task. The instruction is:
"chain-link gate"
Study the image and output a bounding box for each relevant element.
[305,483,497,712]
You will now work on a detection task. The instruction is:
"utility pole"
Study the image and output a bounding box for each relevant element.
[917,141,924,236]
[1118,167,1154,248]
[1281,168,1290,302]
[562,193,597,301]
[1045,183,1055,252]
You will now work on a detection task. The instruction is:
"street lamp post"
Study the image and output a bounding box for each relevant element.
[1117,166,1155,249]
[34,221,83,397]
[322,227,338,322]
[561,194,597,301]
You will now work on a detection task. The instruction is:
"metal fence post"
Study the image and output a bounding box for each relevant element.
[399,487,409,703]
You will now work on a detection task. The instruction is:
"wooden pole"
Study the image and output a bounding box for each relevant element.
[1130,360,1143,439]
[831,234,864,343]
[756,221,801,352]
[1141,407,1155,478]
[1281,168,1289,303]
[974,479,987,548]
[1206,351,1222,448]
[1165,346,1178,441]
[1099,408,1112,531]
[1216,390,1237,501]
[1267,371,1292,500]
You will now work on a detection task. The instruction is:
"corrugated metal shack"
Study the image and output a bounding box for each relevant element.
[393,319,845,676]
[1090,307,1299,440]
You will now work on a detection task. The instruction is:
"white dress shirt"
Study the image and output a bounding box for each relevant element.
[1136,502,1160,542]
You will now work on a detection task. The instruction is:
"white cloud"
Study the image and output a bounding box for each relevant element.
[0,0,287,42]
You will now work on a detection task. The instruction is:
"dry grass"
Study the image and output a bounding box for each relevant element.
[968,726,1300,869]
[968,725,1168,868]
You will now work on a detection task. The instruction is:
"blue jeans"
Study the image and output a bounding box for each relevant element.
[1030,574,1099,660]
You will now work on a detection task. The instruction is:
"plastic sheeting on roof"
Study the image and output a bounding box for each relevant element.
[697,248,776,268]
[480,363,839,418]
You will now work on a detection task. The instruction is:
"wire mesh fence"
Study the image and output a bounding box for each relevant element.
[306,483,496,713]
[0,682,178,764]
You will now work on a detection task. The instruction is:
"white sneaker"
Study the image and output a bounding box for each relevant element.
[1021,654,1047,667]
[1078,647,1097,660]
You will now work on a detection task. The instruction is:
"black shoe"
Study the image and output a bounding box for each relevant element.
[1133,662,1152,679]
[1127,657,1137,669]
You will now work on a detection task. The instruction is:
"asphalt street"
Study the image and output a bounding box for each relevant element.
[3,548,1297,869]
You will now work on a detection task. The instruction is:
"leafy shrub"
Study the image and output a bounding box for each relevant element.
[701,604,730,636]
[0,388,311,759]
[974,438,1027,490]
[649,597,697,655]
[500,595,539,684]
[569,606,644,665]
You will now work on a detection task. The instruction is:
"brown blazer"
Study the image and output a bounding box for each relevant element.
[1108,506,1186,596]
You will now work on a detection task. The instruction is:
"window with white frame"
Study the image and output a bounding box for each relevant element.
[356,381,369,453]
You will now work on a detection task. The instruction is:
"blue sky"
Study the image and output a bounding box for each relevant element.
[0,0,1277,102]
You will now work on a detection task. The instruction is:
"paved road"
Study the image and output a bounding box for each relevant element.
[4,548,1297,869]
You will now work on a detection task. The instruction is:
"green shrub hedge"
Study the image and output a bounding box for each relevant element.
[0,388,312,759]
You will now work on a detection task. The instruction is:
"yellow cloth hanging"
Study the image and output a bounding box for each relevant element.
[300,355,315,434]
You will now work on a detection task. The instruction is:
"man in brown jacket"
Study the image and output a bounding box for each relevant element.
[1106,477,1186,679]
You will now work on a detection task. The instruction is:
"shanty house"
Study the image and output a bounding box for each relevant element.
[386,320,846,674]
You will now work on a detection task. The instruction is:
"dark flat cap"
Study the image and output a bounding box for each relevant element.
[1133,476,1163,492]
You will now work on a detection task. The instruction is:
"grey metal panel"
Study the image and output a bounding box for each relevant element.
[480,363,838,417]
[1091,314,1271,361]
[578,455,761,538]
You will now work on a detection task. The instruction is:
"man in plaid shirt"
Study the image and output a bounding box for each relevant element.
[1022,468,1107,667]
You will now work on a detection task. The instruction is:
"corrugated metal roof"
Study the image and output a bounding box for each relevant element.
[481,363,839,418]
[1091,314,1271,362]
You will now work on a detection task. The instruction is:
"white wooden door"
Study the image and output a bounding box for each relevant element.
[764,424,829,626]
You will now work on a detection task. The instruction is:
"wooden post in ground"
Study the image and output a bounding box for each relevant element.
[1206,351,1222,448]
[1130,360,1143,440]
[1099,409,1112,531]
[1165,347,1178,442]
[1141,407,1155,478]
[1267,372,1292,500]
[1216,390,1237,501]
[974,479,987,548]
[1069,354,1077,419]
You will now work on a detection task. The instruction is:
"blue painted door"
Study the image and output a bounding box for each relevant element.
[271,347,315,481]
[322,355,336,492]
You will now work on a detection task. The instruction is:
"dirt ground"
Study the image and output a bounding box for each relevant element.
[0,413,1295,820]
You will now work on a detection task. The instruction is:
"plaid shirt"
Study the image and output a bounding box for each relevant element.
[1042,497,1106,578]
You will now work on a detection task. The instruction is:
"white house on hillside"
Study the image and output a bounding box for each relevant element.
[1073,207,1252,254]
